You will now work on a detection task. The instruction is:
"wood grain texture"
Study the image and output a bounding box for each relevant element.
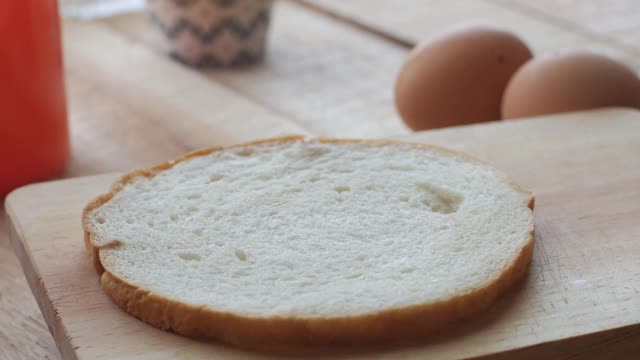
[62,18,312,177]
[101,1,411,138]
[300,0,640,70]
[0,213,61,360]
[497,0,640,59]
[6,108,640,359]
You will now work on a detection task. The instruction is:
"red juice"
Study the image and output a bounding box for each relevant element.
[0,0,70,196]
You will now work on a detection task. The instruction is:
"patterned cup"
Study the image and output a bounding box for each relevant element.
[148,0,274,67]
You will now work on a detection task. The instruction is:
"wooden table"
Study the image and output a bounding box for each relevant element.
[2,1,640,359]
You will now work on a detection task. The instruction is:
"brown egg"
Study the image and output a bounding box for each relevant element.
[395,25,532,131]
[502,51,640,119]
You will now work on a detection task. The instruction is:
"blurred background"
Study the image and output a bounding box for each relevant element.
[56,0,640,178]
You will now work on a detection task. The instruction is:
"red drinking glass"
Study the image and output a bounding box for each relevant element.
[0,0,69,197]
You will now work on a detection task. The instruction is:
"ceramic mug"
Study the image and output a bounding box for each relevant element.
[148,0,274,67]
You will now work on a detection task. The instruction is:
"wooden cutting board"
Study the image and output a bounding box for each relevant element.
[6,108,640,359]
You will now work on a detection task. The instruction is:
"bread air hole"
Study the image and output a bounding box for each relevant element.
[417,183,464,214]
[335,168,355,173]
[280,261,295,270]
[388,164,414,171]
[295,146,331,160]
[96,217,106,224]
[335,185,350,193]
[208,174,224,183]
[187,206,199,214]
[236,148,254,157]
[234,249,247,261]
[178,252,201,261]
[232,270,250,278]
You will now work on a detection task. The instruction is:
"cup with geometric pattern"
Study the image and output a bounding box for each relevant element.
[147,0,274,67]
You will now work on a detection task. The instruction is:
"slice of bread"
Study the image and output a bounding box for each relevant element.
[83,136,534,350]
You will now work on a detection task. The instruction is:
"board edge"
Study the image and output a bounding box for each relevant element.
[5,197,81,360]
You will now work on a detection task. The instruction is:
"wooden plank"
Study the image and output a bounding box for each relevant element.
[62,19,311,177]
[496,0,640,57]
[300,0,640,70]
[6,108,640,359]
[101,1,410,138]
[0,213,60,360]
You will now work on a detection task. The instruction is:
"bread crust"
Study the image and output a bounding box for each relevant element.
[83,136,535,350]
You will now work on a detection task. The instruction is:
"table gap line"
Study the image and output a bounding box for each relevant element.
[96,20,320,138]
[291,0,415,48]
